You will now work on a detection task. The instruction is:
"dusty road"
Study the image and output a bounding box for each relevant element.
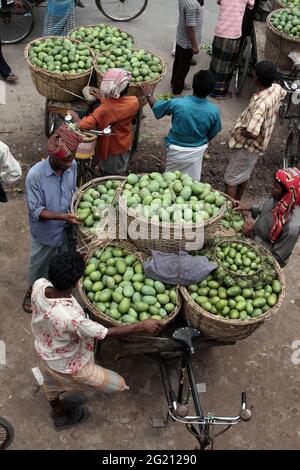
[0,0,300,450]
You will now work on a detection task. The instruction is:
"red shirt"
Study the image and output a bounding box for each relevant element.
[80,96,140,160]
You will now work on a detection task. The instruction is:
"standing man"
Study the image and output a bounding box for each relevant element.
[143,70,221,180]
[0,140,22,202]
[171,0,204,97]
[224,61,286,200]
[23,125,83,314]
[43,0,75,36]
[210,0,255,100]
[70,69,139,176]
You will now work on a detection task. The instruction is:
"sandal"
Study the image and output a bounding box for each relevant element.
[4,73,17,83]
[53,406,90,431]
[23,290,32,314]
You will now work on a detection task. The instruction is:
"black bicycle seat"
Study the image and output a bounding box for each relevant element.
[172,327,201,354]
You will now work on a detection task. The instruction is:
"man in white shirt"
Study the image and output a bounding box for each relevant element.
[0,140,22,202]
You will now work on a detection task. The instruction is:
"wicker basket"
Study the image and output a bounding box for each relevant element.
[77,240,182,329]
[24,36,94,102]
[272,0,291,9]
[118,186,227,254]
[71,176,126,246]
[68,24,135,56]
[94,50,167,107]
[265,9,300,71]
[180,258,285,342]
[206,191,245,239]
[214,238,264,287]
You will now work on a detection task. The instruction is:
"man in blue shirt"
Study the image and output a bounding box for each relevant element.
[23,125,83,313]
[143,70,222,180]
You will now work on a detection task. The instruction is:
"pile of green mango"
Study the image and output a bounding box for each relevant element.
[121,171,226,224]
[83,246,178,323]
[28,38,93,73]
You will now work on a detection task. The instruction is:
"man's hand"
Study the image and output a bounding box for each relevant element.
[233,200,252,212]
[136,319,164,335]
[62,213,81,225]
[242,217,255,237]
[141,83,155,97]
[89,87,101,100]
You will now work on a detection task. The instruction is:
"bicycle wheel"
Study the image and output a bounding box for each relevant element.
[0,1,34,45]
[76,161,95,188]
[283,129,300,169]
[279,95,291,126]
[235,36,252,96]
[131,108,142,155]
[44,99,58,138]
[0,417,14,450]
[95,0,148,21]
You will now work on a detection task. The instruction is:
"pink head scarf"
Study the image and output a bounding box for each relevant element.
[100,68,132,99]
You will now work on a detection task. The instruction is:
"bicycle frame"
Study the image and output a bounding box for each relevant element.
[155,329,252,450]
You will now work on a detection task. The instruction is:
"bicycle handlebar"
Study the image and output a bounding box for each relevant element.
[282,80,300,93]
[170,392,252,426]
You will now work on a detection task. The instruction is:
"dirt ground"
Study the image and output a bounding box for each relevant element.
[1,2,300,451]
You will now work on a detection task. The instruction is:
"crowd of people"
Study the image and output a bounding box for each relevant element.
[1,0,300,431]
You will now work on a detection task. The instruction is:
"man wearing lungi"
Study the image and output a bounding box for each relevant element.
[31,251,162,430]
[143,70,221,181]
[23,125,83,313]
[210,0,255,100]
[224,61,286,200]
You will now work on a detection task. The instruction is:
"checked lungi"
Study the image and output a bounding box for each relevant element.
[210,36,241,96]
[42,359,129,401]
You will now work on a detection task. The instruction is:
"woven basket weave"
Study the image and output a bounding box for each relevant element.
[71,176,126,246]
[272,0,292,10]
[77,240,182,330]
[118,184,227,254]
[94,50,166,107]
[24,36,93,102]
[180,258,285,342]
[265,9,300,71]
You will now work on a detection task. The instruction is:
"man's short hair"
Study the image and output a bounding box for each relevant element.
[193,70,216,98]
[255,61,279,87]
[48,251,85,291]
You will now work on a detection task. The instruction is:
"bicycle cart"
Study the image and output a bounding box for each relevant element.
[45,98,143,185]
[95,320,252,451]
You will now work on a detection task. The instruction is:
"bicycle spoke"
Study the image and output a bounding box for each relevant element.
[98,0,147,21]
[0,5,33,44]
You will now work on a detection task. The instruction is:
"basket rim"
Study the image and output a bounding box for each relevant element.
[180,257,286,327]
[24,36,94,80]
[94,49,167,88]
[71,176,126,242]
[267,8,300,43]
[214,238,263,279]
[78,240,182,327]
[118,178,227,230]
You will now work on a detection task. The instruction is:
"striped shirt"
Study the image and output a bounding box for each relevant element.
[229,84,287,156]
[215,0,255,40]
[176,0,204,49]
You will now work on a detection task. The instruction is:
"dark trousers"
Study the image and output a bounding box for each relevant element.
[0,38,11,78]
[171,44,193,95]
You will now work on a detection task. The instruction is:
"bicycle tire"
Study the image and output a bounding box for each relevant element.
[0,417,14,450]
[131,108,142,155]
[283,129,300,169]
[0,1,34,45]
[76,162,95,188]
[95,0,148,22]
[235,36,252,96]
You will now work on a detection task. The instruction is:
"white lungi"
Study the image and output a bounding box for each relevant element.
[224,147,259,185]
[166,143,208,181]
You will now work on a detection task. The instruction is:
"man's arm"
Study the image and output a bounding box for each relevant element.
[0,142,22,184]
[186,26,199,54]
[207,112,222,141]
[26,175,80,225]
